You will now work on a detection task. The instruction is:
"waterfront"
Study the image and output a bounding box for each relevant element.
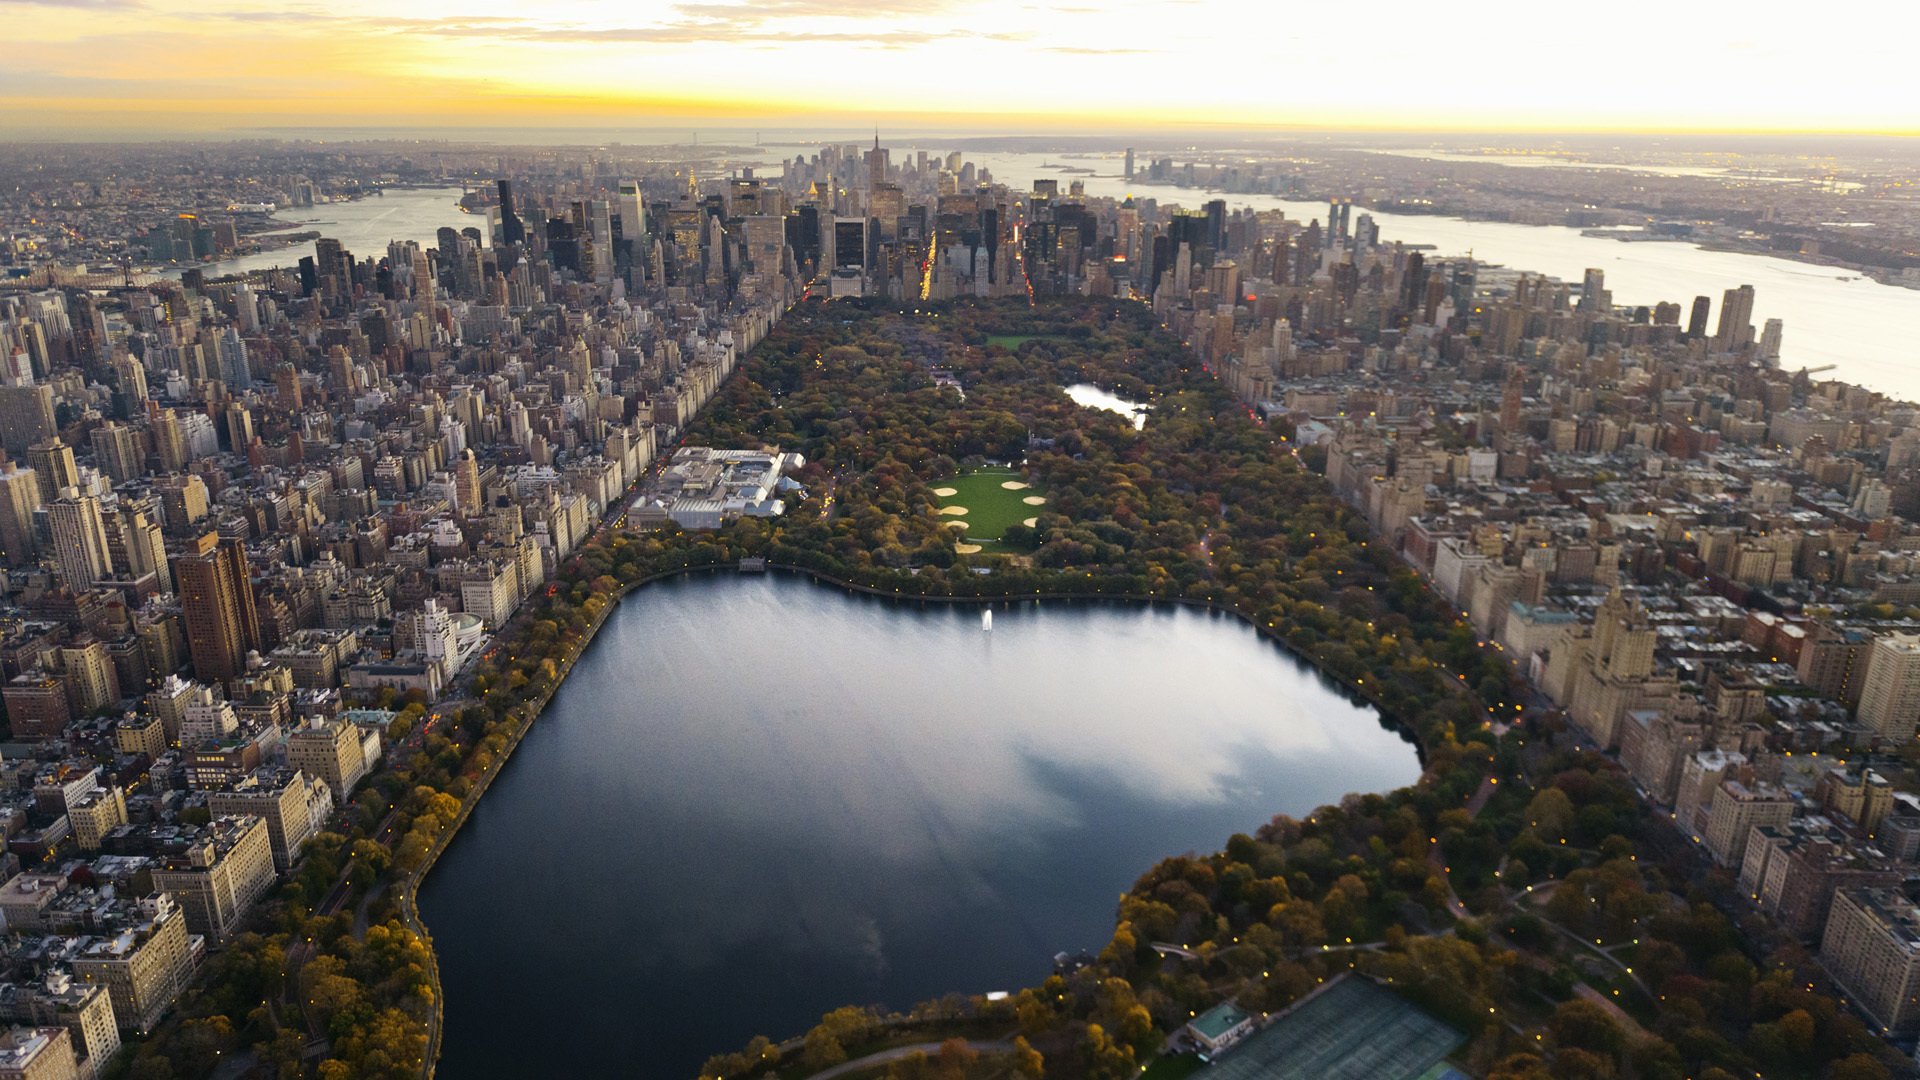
[944,150,1920,400]
[418,573,1418,1077]
[194,152,1920,400]
[197,186,478,277]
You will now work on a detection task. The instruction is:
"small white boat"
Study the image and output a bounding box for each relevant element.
[982,609,993,632]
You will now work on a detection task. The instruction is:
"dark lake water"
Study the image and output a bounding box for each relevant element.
[418,573,1420,1078]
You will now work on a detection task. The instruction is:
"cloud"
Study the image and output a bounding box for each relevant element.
[0,0,142,7]
[1043,46,1147,55]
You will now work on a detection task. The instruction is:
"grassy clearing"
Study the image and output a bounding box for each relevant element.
[932,469,1046,545]
[985,334,1067,350]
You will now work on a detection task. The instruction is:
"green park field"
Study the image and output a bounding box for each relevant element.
[930,468,1049,550]
[985,333,1067,350]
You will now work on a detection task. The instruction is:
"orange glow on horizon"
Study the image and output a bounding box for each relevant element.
[2,0,1916,139]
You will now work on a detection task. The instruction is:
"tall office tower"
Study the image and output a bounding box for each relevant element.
[1124,147,1134,181]
[110,502,170,592]
[1173,241,1193,294]
[48,489,112,591]
[0,384,56,455]
[1859,633,1920,742]
[27,437,77,505]
[0,461,39,567]
[589,200,614,284]
[91,421,144,485]
[833,218,867,272]
[274,363,302,411]
[866,134,889,190]
[1686,295,1712,339]
[1759,318,1784,362]
[313,238,349,295]
[1714,284,1756,351]
[151,410,188,472]
[454,448,482,515]
[497,179,525,244]
[617,180,647,275]
[869,184,905,240]
[216,327,251,390]
[171,531,261,684]
[1579,268,1607,312]
[1500,375,1524,432]
[112,354,148,408]
[233,282,259,333]
[1203,199,1227,253]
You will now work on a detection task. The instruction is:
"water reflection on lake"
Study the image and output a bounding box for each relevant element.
[420,573,1418,1078]
[1065,383,1149,429]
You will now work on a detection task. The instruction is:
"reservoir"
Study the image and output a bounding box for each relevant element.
[418,573,1419,1077]
[1065,383,1149,429]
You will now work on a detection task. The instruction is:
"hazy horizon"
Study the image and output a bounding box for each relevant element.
[5,0,1918,140]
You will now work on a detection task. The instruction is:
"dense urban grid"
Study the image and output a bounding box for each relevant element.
[0,136,1919,1079]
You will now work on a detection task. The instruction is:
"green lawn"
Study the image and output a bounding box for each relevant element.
[931,468,1048,544]
[985,334,1066,350]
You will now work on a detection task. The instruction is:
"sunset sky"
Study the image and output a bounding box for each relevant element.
[3,0,1914,138]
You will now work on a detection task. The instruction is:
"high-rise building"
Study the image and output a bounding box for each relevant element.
[0,1027,80,1080]
[1686,295,1712,339]
[72,894,193,1032]
[149,816,276,944]
[170,532,260,684]
[1858,633,1920,742]
[90,421,144,485]
[1702,779,1794,867]
[497,178,524,245]
[1759,317,1784,361]
[26,438,76,505]
[208,768,333,873]
[1578,268,1608,312]
[0,461,41,567]
[215,327,251,390]
[0,385,56,456]
[1124,147,1134,181]
[47,489,112,591]
[1714,283,1756,351]
[287,716,370,801]
[1821,886,1920,1036]
[454,448,482,515]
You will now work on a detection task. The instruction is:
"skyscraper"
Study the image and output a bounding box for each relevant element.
[1859,633,1920,742]
[1714,284,1756,352]
[497,178,525,245]
[0,461,39,567]
[47,489,112,591]
[1124,147,1134,181]
[171,532,261,684]
[1759,318,1784,362]
[1687,295,1712,339]
[216,327,251,390]
[27,438,77,505]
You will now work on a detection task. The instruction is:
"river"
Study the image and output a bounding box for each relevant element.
[199,153,1919,399]
[418,573,1418,1078]
[196,186,479,277]
[944,150,1920,400]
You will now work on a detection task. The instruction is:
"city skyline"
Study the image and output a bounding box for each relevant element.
[4,0,1919,138]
